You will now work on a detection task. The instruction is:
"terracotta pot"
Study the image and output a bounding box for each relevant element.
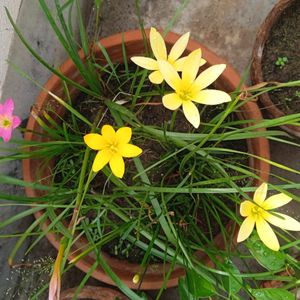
[23,29,270,290]
[61,286,128,300]
[251,0,300,136]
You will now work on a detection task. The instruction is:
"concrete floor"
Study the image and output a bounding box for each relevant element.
[0,0,21,98]
[2,0,300,299]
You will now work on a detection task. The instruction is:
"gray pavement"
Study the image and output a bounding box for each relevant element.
[1,0,300,299]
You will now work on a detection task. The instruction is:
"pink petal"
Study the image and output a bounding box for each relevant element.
[0,128,12,142]
[2,99,14,116]
[12,116,21,129]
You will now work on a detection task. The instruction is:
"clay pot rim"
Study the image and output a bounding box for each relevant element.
[251,0,300,136]
[23,28,270,290]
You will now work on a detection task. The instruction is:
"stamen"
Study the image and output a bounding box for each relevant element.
[0,117,12,128]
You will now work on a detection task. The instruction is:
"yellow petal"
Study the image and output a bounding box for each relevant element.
[84,133,107,150]
[149,70,164,84]
[182,49,202,85]
[116,127,132,145]
[262,193,292,210]
[162,93,183,110]
[168,32,190,62]
[253,183,268,206]
[174,57,205,72]
[92,149,111,172]
[101,125,116,141]
[199,58,207,67]
[158,60,182,91]
[193,64,226,91]
[256,217,280,251]
[192,89,231,105]
[240,200,255,217]
[237,216,255,242]
[182,101,200,128]
[173,57,187,71]
[130,56,158,70]
[177,58,205,75]
[150,27,167,60]
[109,154,125,178]
[119,144,142,158]
[264,212,300,231]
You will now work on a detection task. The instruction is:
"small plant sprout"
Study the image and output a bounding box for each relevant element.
[237,183,300,251]
[295,91,300,98]
[0,98,21,142]
[131,27,206,84]
[84,125,142,178]
[275,56,288,69]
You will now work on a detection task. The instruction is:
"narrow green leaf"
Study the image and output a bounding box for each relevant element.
[96,42,120,83]
[49,91,92,127]
[0,207,42,230]
[105,100,139,124]
[121,33,129,76]
[8,214,47,265]
[75,0,88,55]
[163,0,190,36]
[0,174,55,191]
[94,0,103,8]
[96,254,144,300]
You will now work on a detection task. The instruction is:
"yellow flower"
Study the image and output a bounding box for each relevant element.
[84,125,142,178]
[237,183,300,251]
[158,49,231,128]
[131,27,206,84]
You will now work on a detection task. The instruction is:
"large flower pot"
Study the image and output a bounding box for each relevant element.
[23,29,270,290]
[251,0,300,136]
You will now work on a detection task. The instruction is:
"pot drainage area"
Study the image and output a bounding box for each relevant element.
[1,1,300,299]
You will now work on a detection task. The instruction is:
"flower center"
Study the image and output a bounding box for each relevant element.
[167,57,175,65]
[178,89,192,102]
[108,141,119,154]
[0,117,12,128]
[251,205,264,218]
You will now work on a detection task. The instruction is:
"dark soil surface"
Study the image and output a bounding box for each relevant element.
[262,1,300,114]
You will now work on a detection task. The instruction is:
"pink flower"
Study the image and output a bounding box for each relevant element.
[0,98,21,142]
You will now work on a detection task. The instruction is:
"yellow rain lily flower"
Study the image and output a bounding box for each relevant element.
[131,27,206,84]
[84,125,142,178]
[237,183,300,251]
[158,49,231,128]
